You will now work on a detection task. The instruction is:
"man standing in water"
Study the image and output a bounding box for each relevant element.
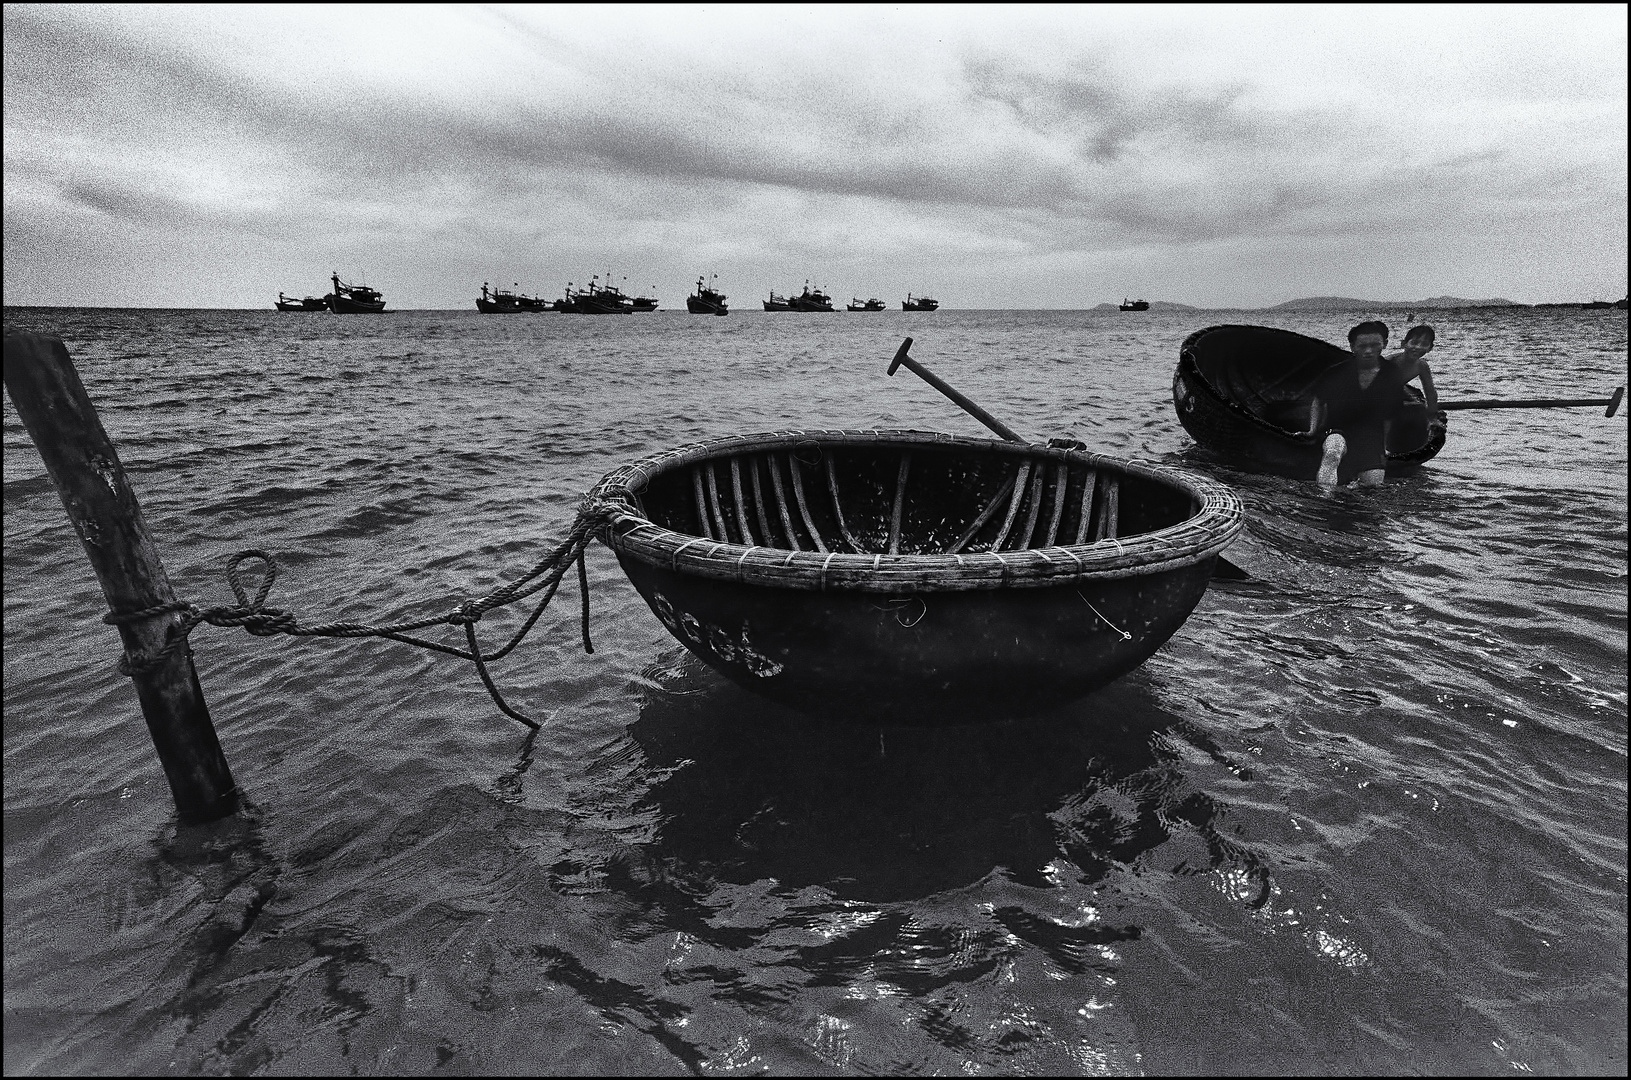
[1311,320,1410,490]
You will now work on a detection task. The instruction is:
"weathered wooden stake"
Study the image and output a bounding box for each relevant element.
[4,331,238,822]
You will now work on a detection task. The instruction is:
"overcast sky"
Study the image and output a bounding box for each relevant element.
[4,3,1626,309]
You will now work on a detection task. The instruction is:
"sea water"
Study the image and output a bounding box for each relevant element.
[3,306,1626,1074]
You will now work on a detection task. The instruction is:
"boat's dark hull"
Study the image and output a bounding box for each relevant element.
[567,297,632,314]
[476,298,522,313]
[1173,325,1446,482]
[616,555,1214,722]
[763,301,791,311]
[589,429,1243,724]
[329,296,386,313]
[687,297,728,314]
[902,301,939,311]
[275,299,328,311]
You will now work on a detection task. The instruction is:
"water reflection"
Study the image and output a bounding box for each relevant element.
[623,652,1265,905]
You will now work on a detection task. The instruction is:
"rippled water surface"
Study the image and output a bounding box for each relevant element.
[4,306,1626,1075]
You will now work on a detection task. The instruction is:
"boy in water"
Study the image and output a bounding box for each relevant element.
[1312,320,1409,490]
[1387,324,1438,412]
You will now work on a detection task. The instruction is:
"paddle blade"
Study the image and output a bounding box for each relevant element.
[1608,386,1624,418]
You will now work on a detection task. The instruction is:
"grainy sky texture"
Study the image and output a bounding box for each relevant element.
[3,3,1626,309]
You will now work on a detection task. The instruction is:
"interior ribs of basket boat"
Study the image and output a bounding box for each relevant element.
[606,431,1211,569]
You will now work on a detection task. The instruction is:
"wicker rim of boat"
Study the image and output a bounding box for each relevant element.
[588,429,1244,592]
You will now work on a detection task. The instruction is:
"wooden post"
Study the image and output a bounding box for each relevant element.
[4,331,238,822]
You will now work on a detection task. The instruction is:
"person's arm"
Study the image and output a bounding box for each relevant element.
[1419,361,1437,412]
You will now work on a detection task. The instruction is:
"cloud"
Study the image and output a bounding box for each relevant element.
[3,4,1625,307]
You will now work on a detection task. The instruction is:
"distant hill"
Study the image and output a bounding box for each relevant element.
[1265,295,1521,311]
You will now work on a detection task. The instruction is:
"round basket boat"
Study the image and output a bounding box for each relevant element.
[1173,324,1446,482]
[587,429,1244,723]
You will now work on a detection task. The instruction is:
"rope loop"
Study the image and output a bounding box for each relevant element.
[225,549,278,609]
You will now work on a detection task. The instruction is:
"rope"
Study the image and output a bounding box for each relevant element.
[102,499,621,730]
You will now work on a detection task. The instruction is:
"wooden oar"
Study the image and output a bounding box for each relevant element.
[1440,386,1623,417]
[886,337,1253,580]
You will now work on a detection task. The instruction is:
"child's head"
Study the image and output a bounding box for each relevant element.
[1403,325,1435,356]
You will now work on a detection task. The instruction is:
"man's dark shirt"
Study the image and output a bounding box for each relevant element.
[1318,359,1409,472]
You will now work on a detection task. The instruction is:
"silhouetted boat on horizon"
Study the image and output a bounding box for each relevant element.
[275,292,328,312]
[1120,298,1150,312]
[763,291,792,311]
[902,293,939,311]
[788,283,835,312]
[848,297,886,312]
[476,283,524,313]
[564,276,633,314]
[687,275,728,315]
[327,273,386,313]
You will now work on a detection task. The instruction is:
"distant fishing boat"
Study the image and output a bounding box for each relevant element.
[847,297,886,312]
[274,292,328,312]
[630,287,660,312]
[476,283,524,313]
[902,293,939,311]
[1119,298,1150,312]
[788,283,836,312]
[327,272,386,313]
[687,275,729,315]
[763,292,793,312]
[566,276,633,314]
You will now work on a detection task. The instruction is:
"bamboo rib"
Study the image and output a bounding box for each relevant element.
[988,461,1033,552]
[1073,467,1098,545]
[824,456,867,553]
[1043,462,1069,547]
[767,453,805,551]
[887,453,911,555]
[729,458,757,545]
[1104,476,1120,540]
[1013,460,1045,551]
[750,456,777,548]
[787,453,829,553]
[947,472,1020,555]
[704,461,731,543]
[692,467,715,540]
[1093,474,1120,541]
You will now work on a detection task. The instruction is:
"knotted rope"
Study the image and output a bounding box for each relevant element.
[102,498,623,729]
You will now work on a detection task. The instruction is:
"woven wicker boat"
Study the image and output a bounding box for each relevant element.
[588,429,1243,723]
[1173,324,1446,482]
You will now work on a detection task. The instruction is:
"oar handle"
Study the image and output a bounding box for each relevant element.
[1440,386,1624,417]
[887,338,1024,442]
